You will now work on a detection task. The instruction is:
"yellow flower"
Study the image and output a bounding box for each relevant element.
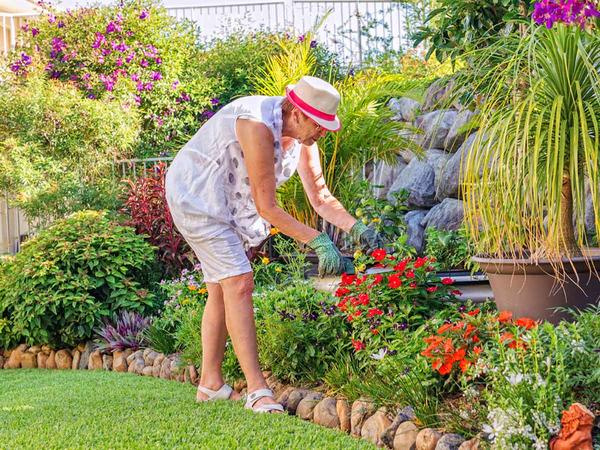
[270,227,280,235]
[353,250,363,259]
[181,298,190,305]
[371,217,381,223]
[356,263,366,272]
[261,257,270,265]
[275,266,282,273]
[198,288,208,295]
[188,284,197,291]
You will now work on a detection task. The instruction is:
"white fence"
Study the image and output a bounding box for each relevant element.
[1,13,37,56]
[167,0,428,66]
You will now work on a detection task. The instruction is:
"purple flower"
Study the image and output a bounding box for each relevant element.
[21,23,29,32]
[92,32,106,49]
[47,14,56,24]
[177,92,191,103]
[125,52,135,63]
[139,59,149,68]
[101,47,112,56]
[150,71,162,81]
[20,52,32,65]
[155,57,162,65]
[139,10,149,20]
[116,58,123,67]
[99,73,115,91]
[87,93,96,99]
[171,80,180,90]
[51,37,66,53]
[310,39,317,48]
[134,95,141,105]
[533,0,600,28]
[57,20,65,28]
[10,62,21,73]
[106,21,122,33]
[49,70,61,79]
[145,82,154,91]
[136,81,144,92]
[131,73,140,82]
[201,110,216,120]
[298,34,305,42]
[82,72,91,80]
[210,97,220,106]
[31,27,39,36]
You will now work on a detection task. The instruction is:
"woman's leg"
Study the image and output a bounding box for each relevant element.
[219,271,281,411]
[197,281,241,400]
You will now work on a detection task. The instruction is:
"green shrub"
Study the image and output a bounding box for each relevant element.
[424,226,476,271]
[255,282,351,384]
[0,210,156,348]
[0,77,138,226]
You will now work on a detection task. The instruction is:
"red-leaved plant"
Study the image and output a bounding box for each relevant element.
[421,309,539,377]
[121,162,194,276]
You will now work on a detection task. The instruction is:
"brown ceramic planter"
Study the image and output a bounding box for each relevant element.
[472,249,600,323]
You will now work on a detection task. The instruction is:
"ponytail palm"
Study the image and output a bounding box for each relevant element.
[462,21,600,268]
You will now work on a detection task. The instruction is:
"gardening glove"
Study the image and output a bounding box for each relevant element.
[350,220,385,254]
[307,232,352,277]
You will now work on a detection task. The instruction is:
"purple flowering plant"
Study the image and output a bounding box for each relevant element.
[532,0,600,28]
[94,310,151,352]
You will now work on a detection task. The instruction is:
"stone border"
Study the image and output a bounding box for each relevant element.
[1,344,480,450]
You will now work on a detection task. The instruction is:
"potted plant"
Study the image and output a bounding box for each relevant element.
[461,0,600,322]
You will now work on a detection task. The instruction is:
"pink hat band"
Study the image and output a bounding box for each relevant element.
[287,89,336,121]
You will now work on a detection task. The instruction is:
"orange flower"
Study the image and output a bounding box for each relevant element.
[437,323,453,335]
[467,308,480,316]
[439,362,453,375]
[453,348,466,362]
[431,358,442,370]
[459,359,471,373]
[500,332,514,343]
[473,346,483,355]
[463,324,476,338]
[515,317,537,330]
[498,310,513,323]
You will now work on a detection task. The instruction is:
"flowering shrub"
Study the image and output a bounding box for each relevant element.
[122,162,194,276]
[333,249,460,357]
[11,0,220,156]
[95,310,150,352]
[533,0,600,28]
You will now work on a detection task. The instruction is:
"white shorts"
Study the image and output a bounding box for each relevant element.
[170,210,252,283]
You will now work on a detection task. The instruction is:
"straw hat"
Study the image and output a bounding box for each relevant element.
[285,76,341,132]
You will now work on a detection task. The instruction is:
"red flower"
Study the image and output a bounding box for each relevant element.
[335,287,350,297]
[367,308,383,318]
[497,310,513,323]
[372,248,386,261]
[467,308,480,316]
[358,293,370,306]
[459,359,471,373]
[369,274,383,286]
[351,339,365,351]
[405,270,415,279]
[351,297,361,307]
[473,346,482,355]
[452,348,466,362]
[439,362,453,375]
[354,310,363,317]
[388,274,402,289]
[393,259,408,273]
[371,329,379,335]
[337,298,348,312]
[441,277,454,285]
[437,323,453,334]
[426,286,438,293]
[409,282,417,289]
[341,273,356,286]
[515,317,537,330]
[463,324,476,338]
[451,289,463,296]
[414,256,428,268]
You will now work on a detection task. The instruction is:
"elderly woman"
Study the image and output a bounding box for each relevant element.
[165,76,383,413]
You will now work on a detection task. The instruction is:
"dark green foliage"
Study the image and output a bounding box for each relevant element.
[0,210,156,348]
[424,226,476,271]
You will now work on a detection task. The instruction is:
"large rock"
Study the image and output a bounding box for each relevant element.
[55,349,72,370]
[128,357,145,375]
[296,391,324,421]
[405,210,428,253]
[394,421,419,450]
[351,399,377,437]
[102,354,113,371]
[389,97,421,122]
[381,406,417,448]
[337,399,351,433]
[415,110,457,150]
[112,349,132,372]
[436,133,478,200]
[4,344,27,369]
[416,428,443,450]
[78,342,93,370]
[88,350,103,370]
[20,352,37,369]
[425,149,452,194]
[285,389,311,415]
[37,352,49,369]
[361,408,392,446]
[444,110,475,152]
[143,350,160,367]
[152,355,164,378]
[127,350,143,365]
[370,157,408,199]
[71,350,81,370]
[458,438,481,450]
[388,159,436,208]
[27,345,41,355]
[45,350,57,369]
[313,397,339,429]
[142,366,154,376]
[435,433,465,450]
[421,199,464,231]
[159,357,172,380]
[422,78,455,112]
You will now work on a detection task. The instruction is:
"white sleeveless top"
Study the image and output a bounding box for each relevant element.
[165,96,302,249]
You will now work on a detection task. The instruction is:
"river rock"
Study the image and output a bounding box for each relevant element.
[78,342,93,370]
[127,350,143,365]
[370,157,408,199]
[337,399,351,433]
[27,345,41,355]
[313,397,339,429]
[4,344,27,368]
[102,354,113,371]
[285,388,311,414]
[20,352,37,368]
[436,133,479,200]
[55,349,72,369]
[71,350,81,370]
[361,408,392,446]
[415,110,457,150]
[444,110,475,152]
[37,352,49,369]
[416,428,443,450]
[458,438,480,450]
[160,357,172,380]
[394,421,419,450]
[421,198,464,231]
[296,391,324,421]
[144,350,159,366]
[389,97,421,122]
[381,406,417,448]
[112,349,132,372]
[45,350,57,369]
[88,350,103,370]
[388,159,436,208]
[41,345,52,354]
[128,357,145,374]
[142,365,154,376]
[435,433,465,450]
[276,386,293,406]
[351,399,377,437]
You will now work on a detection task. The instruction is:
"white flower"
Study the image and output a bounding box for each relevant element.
[571,339,585,353]
[370,348,387,360]
[507,373,525,385]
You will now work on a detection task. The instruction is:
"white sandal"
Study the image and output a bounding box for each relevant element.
[244,388,284,414]
[196,383,234,402]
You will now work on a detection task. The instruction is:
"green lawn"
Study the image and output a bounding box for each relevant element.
[0,370,374,450]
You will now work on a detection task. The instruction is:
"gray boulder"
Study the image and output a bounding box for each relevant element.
[405,210,428,253]
[389,97,421,122]
[436,132,478,200]
[78,342,93,370]
[435,433,465,450]
[444,109,475,152]
[423,78,456,111]
[415,110,457,150]
[387,159,436,208]
[369,157,407,199]
[425,149,452,194]
[421,198,464,231]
